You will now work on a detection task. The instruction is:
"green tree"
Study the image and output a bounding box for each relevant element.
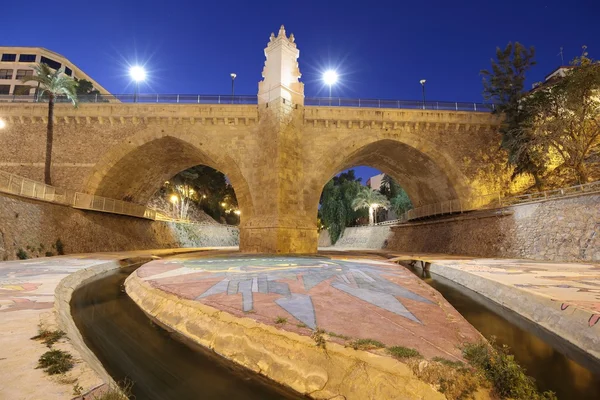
[351,186,390,226]
[21,63,78,184]
[320,170,364,244]
[524,50,600,183]
[75,78,100,96]
[380,174,412,217]
[481,42,544,187]
[380,174,400,199]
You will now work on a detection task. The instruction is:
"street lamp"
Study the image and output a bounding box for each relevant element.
[230,73,237,103]
[419,79,426,110]
[0,119,5,129]
[129,66,146,103]
[323,70,338,99]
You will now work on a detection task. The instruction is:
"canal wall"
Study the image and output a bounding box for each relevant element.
[0,193,239,260]
[322,193,600,262]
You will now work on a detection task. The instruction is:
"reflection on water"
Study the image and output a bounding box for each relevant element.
[71,266,306,400]
[408,265,600,400]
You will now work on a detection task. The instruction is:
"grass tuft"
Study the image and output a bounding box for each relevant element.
[311,328,327,349]
[328,331,351,340]
[432,356,464,368]
[37,349,74,375]
[274,316,288,324]
[94,379,135,400]
[388,346,422,359]
[349,338,385,350]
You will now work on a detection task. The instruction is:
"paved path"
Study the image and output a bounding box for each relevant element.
[0,248,232,400]
[137,253,483,361]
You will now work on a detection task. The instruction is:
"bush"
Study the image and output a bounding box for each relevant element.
[349,338,385,350]
[462,340,557,400]
[31,329,66,347]
[37,349,74,375]
[55,239,65,255]
[16,248,28,259]
[45,251,55,257]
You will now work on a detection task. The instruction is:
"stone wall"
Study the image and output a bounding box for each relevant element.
[387,194,600,262]
[0,193,238,261]
[322,194,600,262]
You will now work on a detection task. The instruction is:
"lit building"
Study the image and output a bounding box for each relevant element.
[0,46,110,98]
[366,173,384,191]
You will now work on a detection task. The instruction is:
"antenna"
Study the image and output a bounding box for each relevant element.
[557,47,564,65]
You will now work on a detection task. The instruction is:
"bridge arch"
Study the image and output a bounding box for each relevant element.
[83,131,254,217]
[307,133,473,218]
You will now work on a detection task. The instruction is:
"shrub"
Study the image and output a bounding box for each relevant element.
[274,316,287,324]
[462,340,557,400]
[45,251,55,257]
[388,346,422,359]
[16,248,28,260]
[37,349,74,375]
[55,239,65,255]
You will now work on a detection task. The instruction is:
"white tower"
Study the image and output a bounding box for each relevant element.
[257,25,304,105]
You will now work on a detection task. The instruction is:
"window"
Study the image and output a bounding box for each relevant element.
[13,85,32,95]
[0,85,10,95]
[19,54,36,62]
[1,54,16,62]
[0,69,13,79]
[16,69,33,80]
[40,56,61,70]
[64,67,72,76]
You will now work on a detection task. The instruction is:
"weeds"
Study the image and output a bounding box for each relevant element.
[349,338,385,350]
[55,239,65,255]
[274,316,288,324]
[94,379,135,400]
[296,323,307,328]
[31,329,66,347]
[311,328,327,349]
[37,349,74,375]
[16,248,28,260]
[462,339,557,400]
[432,356,464,368]
[388,346,422,359]
[328,331,351,340]
[45,251,55,257]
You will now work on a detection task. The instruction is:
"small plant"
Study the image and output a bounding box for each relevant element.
[328,331,351,340]
[274,316,288,324]
[350,338,385,350]
[31,329,66,347]
[296,323,307,328]
[16,248,28,260]
[37,349,74,375]
[388,346,422,359]
[45,251,55,257]
[95,378,135,400]
[311,328,327,349]
[55,239,65,255]
[462,340,557,400]
[73,382,83,396]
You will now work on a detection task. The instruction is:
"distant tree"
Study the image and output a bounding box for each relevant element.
[320,169,364,244]
[379,174,412,217]
[379,174,400,199]
[351,186,390,226]
[481,42,544,187]
[21,63,78,184]
[523,49,600,183]
[75,78,100,96]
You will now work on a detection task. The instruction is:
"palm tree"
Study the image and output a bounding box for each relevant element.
[21,63,78,185]
[352,186,390,225]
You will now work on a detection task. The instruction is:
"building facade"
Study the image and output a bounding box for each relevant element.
[0,47,110,99]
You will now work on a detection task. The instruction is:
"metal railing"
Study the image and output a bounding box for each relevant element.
[0,93,494,112]
[0,170,155,220]
[376,180,600,226]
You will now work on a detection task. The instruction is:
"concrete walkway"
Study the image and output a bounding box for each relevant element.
[0,248,234,400]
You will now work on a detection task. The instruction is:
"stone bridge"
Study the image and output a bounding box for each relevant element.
[0,26,505,253]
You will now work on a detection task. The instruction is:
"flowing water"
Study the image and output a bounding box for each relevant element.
[71,265,307,400]
[406,264,600,400]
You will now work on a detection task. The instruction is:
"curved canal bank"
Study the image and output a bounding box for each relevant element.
[405,263,600,400]
[71,264,307,400]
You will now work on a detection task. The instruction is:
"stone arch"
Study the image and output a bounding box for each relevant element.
[83,131,254,217]
[308,134,473,217]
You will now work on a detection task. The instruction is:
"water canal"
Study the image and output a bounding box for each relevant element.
[70,264,306,400]
[406,263,600,400]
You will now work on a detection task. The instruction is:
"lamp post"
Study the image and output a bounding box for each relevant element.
[230,73,237,103]
[129,66,146,103]
[419,79,426,110]
[323,70,338,106]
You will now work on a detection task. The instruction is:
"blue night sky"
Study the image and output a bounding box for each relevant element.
[4,0,599,183]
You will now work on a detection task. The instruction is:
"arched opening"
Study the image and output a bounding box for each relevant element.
[313,139,470,245]
[83,135,253,224]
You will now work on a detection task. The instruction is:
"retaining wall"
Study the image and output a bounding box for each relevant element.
[0,193,239,260]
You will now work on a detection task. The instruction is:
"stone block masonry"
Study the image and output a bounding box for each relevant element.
[0,193,238,261]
